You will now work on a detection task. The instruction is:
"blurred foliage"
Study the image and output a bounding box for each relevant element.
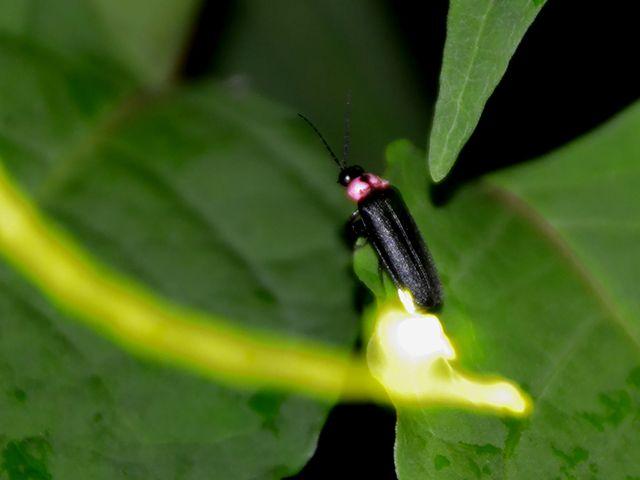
[0,0,199,85]
[0,1,358,478]
[217,0,429,172]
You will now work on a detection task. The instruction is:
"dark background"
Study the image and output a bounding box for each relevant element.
[178,1,639,478]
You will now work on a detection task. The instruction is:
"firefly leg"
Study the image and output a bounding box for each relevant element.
[347,211,388,288]
[344,210,367,247]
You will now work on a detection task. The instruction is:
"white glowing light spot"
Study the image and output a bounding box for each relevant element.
[387,314,455,361]
[367,289,531,416]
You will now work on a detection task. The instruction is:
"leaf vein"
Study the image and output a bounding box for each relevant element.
[484,180,640,351]
[438,0,496,163]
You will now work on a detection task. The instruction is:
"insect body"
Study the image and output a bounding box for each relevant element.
[299,114,442,310]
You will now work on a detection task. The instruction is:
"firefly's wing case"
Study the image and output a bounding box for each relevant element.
[358,187,442,309]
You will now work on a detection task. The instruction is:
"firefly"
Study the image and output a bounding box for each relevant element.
[298,112,442,310]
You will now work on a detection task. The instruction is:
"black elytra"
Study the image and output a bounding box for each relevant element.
[356,187,442,309]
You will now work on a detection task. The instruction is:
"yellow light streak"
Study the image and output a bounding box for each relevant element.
[0,158,531,416]
[0,161,383,403]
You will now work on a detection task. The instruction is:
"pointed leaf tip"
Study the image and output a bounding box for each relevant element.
[427,0,547,181]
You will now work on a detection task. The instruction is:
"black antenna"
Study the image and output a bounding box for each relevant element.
[298,113,345,169]
[343,91,351,166]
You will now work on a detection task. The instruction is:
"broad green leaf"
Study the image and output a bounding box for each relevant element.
[0,6,360,479]
[356,109,640,478]
[428,0,546,182]
[0,0,200,85]
[493,104,640,329]
[85,0,200,84]
[217,0,428,171]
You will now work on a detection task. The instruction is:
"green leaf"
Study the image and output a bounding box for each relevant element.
[0,5,359,479]
[217,0,428,171]
[358,107,640,478]
[0,0,200,85]
[428,0,546,181]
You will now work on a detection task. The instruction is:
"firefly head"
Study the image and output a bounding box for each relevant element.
[338,165,364,186]
[297,112,389,202]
